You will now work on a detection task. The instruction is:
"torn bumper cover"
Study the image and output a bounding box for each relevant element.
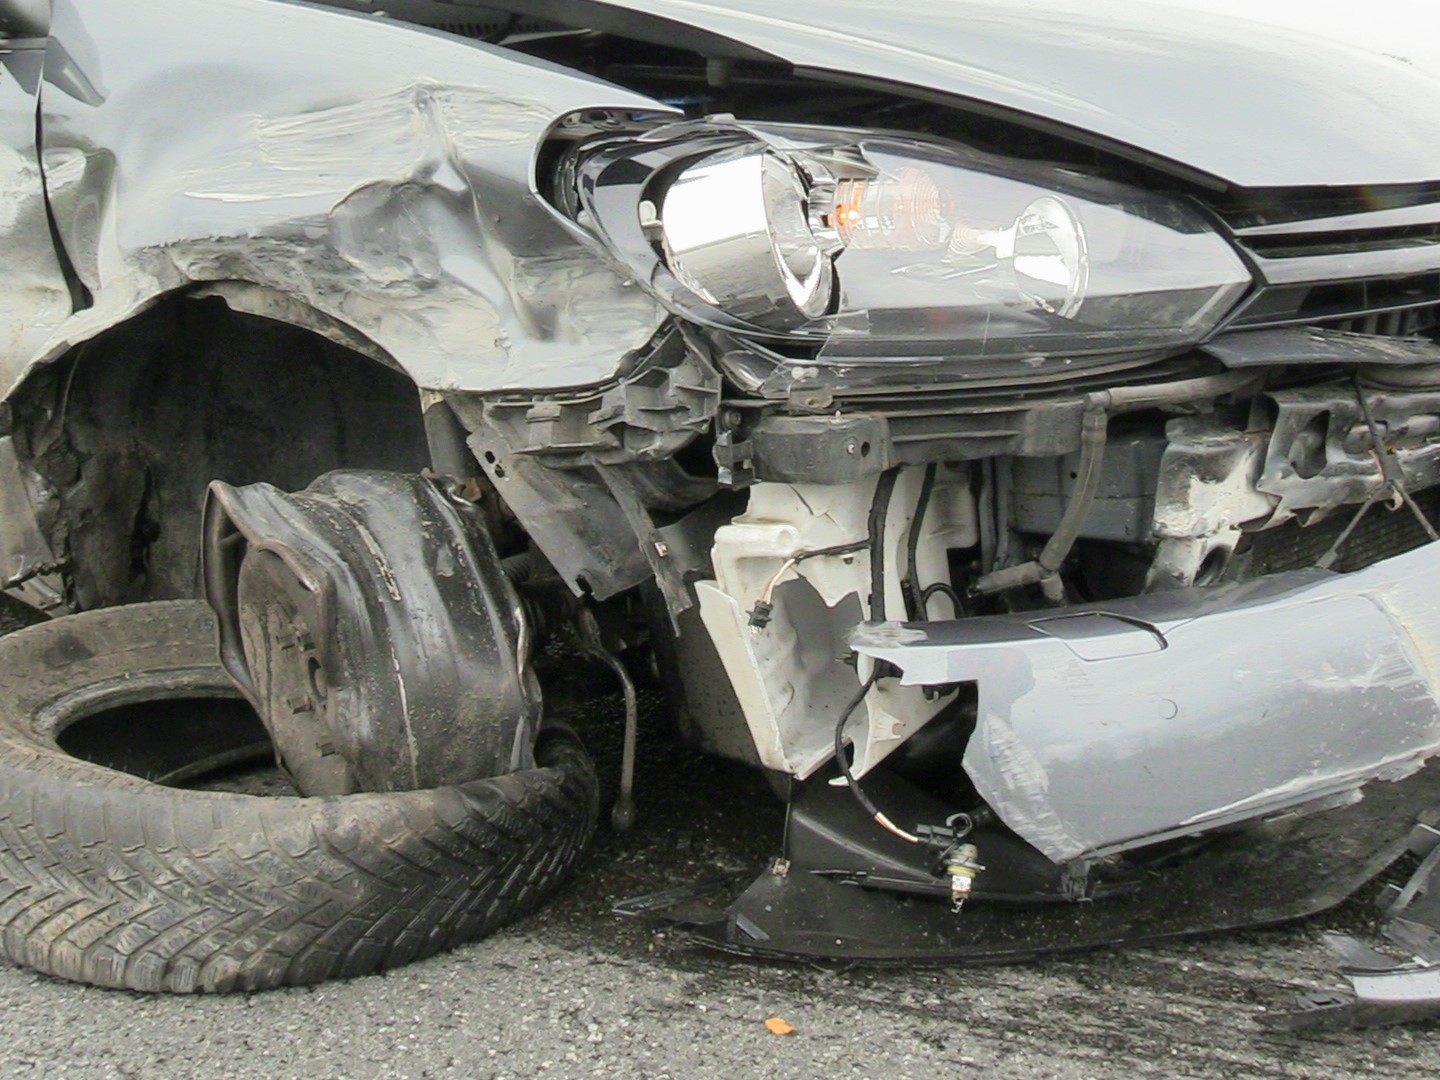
[852,539,1440,865]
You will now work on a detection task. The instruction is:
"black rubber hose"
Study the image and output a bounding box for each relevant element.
[1036,408,1110,575]
[904,464,938,621]
[977,460,996,577]
[834,674,881,817]
[971,407,1109,596]
[921,581,965,616]
[867,468,901,622]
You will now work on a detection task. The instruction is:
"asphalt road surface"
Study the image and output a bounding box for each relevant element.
[0,596,1437,1079]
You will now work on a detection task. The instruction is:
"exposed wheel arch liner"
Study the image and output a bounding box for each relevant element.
[6,280,404,406]
[3,295,435,608]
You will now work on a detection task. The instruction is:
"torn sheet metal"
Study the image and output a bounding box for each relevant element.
[6,0,673,401]
[853,540,1440,863]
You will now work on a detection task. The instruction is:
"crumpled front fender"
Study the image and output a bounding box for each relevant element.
[6,0,673,401]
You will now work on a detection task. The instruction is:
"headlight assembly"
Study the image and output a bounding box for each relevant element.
[567,121,1253,360]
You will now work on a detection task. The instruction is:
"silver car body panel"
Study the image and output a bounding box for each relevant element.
[853,540,1440,863]
[539,0,1440,188]
[3,0,1440,875]
[1,0,673,403]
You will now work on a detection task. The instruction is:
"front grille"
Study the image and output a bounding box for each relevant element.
[1215,183,1440,232]
[1326,305,1440,337]
[1216,193,1440,334]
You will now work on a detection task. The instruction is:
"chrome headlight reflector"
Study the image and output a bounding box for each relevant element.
[658,148,834,327]
[571,122,1253,360]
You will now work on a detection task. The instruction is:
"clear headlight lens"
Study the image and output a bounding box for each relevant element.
[570,122,1254,359]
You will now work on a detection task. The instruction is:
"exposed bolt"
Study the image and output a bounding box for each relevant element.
[722,408,744,430]
[844,437,860,455]
[653,541,669,557]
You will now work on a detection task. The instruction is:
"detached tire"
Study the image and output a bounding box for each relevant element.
[0,601,598,993]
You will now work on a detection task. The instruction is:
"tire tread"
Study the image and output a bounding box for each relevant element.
[0,602,597,992]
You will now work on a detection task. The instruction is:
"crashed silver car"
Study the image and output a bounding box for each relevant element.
[4,0,1440,1017]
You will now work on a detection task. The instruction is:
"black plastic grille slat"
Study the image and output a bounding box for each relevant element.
[1213,184,1440,232]
[1243,222,1440,259]
[1226,271,1440,333]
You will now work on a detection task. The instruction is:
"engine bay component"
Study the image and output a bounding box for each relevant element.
[695,466,976,779]
[1259,382,1440,525]
[971,405,1108,595]
[1010,427,1166,544]
[203,470,541,796]
[1147,414,1274,588]
[570,119,1253,357]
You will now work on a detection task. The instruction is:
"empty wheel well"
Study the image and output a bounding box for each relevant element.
[7,295,429,609]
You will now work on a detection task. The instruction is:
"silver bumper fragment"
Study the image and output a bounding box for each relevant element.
[852,541,1440,863]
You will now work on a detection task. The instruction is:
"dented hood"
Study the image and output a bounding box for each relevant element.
[561,0,1440,189]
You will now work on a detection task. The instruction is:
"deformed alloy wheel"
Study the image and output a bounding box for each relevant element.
[0,601,598,993]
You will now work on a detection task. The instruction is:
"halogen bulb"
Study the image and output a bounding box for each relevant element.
[829,168,949,251]
[1011,195,1089,318]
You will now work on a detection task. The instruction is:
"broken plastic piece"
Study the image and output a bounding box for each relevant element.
[1270,812,1440,1031]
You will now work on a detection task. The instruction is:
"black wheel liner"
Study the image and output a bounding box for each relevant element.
[0,601,598,993]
